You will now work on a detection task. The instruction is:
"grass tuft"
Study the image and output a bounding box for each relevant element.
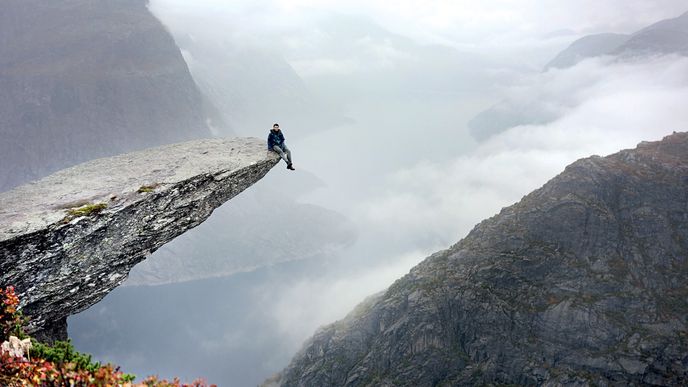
[137,183,160,193]
[61,202,107,223]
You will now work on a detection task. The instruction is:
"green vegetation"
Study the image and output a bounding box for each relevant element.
[31,339,134,381]
[60,202,107,224]
[66,202,107,217]
[138,183,160,193]
[1,286,212,386]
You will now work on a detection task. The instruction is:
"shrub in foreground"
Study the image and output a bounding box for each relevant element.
[1,286,214,386]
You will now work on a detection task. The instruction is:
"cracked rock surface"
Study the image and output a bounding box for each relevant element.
[271,132,688,386]
[0,137,278,342]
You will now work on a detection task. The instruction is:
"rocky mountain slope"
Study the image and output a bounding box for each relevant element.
[271,132,688,386]
[0,0,224,191]
[0,138,278,342]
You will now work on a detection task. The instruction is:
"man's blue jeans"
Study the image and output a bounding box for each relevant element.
[273,145,292,165]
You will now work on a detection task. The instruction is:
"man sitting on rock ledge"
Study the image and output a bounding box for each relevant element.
[268,123,295,170]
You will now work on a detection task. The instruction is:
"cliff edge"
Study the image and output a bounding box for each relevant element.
[272,132,688,386]
[0,137,279,342]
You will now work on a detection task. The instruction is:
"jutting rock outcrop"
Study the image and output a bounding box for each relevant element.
[271,132,688,386]
[0,138,278,342]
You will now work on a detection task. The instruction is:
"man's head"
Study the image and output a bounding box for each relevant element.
[272,123,280,131]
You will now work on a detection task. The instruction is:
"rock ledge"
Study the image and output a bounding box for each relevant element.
[0,137,279,341]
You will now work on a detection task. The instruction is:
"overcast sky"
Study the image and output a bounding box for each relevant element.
[151,0,688,49]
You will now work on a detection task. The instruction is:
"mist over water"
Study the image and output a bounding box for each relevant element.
[68,1,688,386]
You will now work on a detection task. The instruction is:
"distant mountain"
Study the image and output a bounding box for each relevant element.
[613,11,688,58]
[467,101,559,142]
[469,11,688,141]
[271,132,688,386]
[0,0,225,191]
[546,11,688,70]
[545,33,630,70]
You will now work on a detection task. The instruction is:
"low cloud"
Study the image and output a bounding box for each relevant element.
[261,249,428,349]
[150,0,687,56]
[358,55,688,246]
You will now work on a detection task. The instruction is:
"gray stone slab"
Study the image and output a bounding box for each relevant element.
[0,137,279,341]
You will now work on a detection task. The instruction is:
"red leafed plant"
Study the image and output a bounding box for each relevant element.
[0,286,216,386]
[0,286,25,340]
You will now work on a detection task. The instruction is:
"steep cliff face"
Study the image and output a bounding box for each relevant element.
[0,138,278,342]
[0,0,224,191]
[272,132,688,386]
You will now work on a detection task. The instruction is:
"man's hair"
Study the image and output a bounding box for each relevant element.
[273,123,279,128]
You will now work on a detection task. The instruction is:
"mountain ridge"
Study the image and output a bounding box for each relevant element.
[270,131,688,386]
[546,10,688,70]
[544,33,630,70]
[469,11,688,141]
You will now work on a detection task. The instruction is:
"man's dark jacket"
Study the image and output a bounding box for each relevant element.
[268,129,285,150]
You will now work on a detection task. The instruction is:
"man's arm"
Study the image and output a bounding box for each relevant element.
[267,132,275,150]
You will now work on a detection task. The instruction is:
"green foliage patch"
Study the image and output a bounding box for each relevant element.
[61,202,108,223]
[138,183,160,193]
[66,202,107,217]
[1,286,210,385]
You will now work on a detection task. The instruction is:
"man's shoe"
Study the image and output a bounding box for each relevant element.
[287,164,295,171]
